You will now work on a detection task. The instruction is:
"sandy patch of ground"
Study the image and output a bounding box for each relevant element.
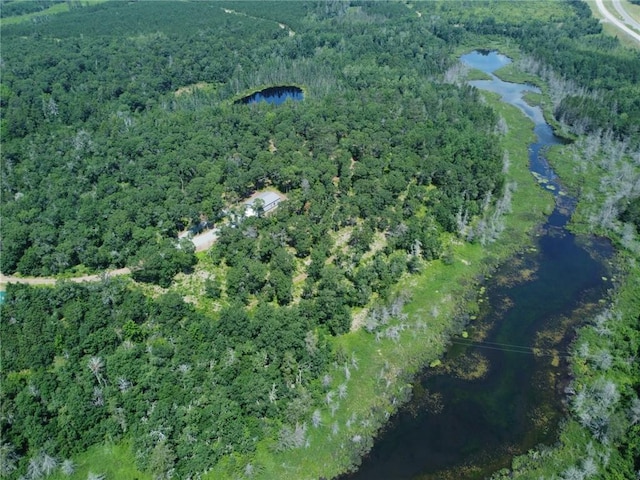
[362,231,387,261]
[174,82,210,97]
[351,308,369,332]
[190,229,220,252]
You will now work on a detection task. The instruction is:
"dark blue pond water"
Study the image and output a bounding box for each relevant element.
[341,51,612,480]
[236,86,303,105]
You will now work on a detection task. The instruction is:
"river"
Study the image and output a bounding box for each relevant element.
[340,51,612,480]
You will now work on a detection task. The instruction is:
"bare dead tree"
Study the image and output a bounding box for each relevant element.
[88,356,106,387]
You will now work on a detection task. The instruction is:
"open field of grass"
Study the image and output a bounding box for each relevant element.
[415,0,575,26]
[0,0,109,26]
[623,0,640,22]
[48,441,149,480]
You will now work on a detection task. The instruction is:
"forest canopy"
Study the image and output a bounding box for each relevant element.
[2,1,639,479]
[0,1,505,477]
[0,0,501,276]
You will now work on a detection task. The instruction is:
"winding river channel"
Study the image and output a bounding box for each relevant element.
[341,51,612,480]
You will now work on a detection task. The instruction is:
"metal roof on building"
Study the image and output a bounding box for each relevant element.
[243,190,282,217]
[249,191,281,206]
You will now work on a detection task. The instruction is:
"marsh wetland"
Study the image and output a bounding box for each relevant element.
[342,51,613,480]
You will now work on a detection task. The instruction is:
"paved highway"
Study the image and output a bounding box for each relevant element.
[595,0,640,44]
[612,0,640,31]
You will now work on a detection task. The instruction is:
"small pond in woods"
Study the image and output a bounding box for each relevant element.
[340,50,612,480]
[235,86,303,105]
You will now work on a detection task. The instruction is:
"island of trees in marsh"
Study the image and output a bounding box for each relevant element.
[1,1,639,479]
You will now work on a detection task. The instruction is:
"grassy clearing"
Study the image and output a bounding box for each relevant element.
[0,0,109,26]
[482,91,556,227]
[48,441,149,480]
[545,146,592,218]
[174,82,216,97]
[465,68,492,81]
[623,0,640,22]
[493,63,544,88]
[522,91,543,108]
[434,0,575,26]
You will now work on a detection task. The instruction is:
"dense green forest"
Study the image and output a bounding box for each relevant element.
[1,2,502,477]
[0,0,500,277]
[1,1,639,479]
[0,0,65,19]
[1,279,336,477]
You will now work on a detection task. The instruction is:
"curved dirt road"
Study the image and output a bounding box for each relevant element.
[0,226,220,290]
[0,224,223,289]
[0,268,131,288]
[595,0,640,44]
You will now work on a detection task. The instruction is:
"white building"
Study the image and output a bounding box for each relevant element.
[244,190,281,217]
